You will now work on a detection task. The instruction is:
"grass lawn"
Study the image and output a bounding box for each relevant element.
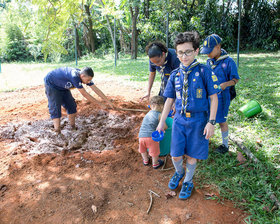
[0,52,279,223]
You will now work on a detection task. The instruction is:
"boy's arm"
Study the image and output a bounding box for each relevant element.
[156,98,174,132]
[220,78,239,90]
[89,85,114,108]
[141,71,156,101]
[78,88,105,108]
[158,114,168,130]
[203,93,218,139]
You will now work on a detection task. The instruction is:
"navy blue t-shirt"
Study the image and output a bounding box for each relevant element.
[149,48,180,75]
[44,67,94,90]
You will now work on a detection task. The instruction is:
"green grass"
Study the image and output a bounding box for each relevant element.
[0,52,280,223]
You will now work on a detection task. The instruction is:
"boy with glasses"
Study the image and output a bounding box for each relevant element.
[200,34,240,154]
[156,31,219,200]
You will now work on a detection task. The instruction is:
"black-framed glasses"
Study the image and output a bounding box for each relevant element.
[177,50,195,57]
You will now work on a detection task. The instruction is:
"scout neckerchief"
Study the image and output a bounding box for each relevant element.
[209,49,229,70]
[179,59,200,115]
[159,52,168,94]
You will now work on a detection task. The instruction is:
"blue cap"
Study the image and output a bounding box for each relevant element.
[200,34,222,54]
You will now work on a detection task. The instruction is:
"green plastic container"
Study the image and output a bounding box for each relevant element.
[239,100,262,118]
[159,117,173,156]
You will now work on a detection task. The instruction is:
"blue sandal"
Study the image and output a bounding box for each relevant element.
[168,170,185,190]
[179,182,194,200]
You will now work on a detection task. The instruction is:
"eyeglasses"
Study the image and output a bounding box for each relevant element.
[177,50,195,57]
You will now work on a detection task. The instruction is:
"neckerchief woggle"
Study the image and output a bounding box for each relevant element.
[179,59,200,115]
[159,52,168,94]
[209,49,229,69]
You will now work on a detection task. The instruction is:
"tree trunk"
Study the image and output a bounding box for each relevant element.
[119,24,130,54]
[74,25,82,57]
[144,0,150,19]
[130,6,139,60]
[99,0,118,59]
[84,4,95,53]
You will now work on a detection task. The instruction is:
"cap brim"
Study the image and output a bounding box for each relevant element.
[200,47,213,54]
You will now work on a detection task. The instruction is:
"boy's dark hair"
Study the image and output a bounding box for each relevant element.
[81,67,94,77]
[145,41,168,58]
[174,31,200,50]
[150,96,165,106]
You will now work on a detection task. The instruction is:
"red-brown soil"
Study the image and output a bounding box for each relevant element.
[0,75,247,223]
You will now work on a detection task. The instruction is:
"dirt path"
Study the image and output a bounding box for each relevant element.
[0,73,247,223]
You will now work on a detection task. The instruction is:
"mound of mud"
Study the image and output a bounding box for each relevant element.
[0,110,136,155]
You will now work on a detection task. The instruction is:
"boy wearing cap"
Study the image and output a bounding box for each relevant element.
[44,67,114,134]
[201,34,240,154]
[156,31,219,200]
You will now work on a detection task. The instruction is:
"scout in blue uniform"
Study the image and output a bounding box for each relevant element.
[201,34,240,154]
[157,31,219,200]
[44,67,113,134]
[141,41,180,101]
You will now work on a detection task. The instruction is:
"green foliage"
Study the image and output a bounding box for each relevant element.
[0,0,279,62]
[4,23,29,61]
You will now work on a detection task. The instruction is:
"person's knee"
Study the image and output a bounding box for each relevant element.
[186,156,197,164]
[172,156,183,162]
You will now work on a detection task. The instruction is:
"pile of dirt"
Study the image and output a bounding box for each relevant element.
[0,110,136,156]
[0,82,247,223]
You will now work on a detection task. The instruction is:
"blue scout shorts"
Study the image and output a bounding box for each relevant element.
[170,111,209,160]
[45,84,77,119]
[216,92,230,123]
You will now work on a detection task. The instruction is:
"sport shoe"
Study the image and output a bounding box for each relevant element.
[168,170,185,190]
[179,182,194,200]
[215,144,229,154]
[153,159,164,169]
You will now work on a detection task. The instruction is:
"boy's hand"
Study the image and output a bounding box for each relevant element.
[203,122,215,139]
[140,93,150,102]
[156,121,165,133]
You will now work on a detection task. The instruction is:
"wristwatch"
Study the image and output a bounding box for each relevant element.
[208,120,216,125]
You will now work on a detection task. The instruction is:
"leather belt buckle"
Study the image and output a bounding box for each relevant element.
[185,112,191,118]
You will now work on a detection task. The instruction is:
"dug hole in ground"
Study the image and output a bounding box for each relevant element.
[0,73,247,223]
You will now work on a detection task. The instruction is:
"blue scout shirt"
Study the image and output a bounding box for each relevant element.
[44,67,94,91]
[149,49,180,91]
[206,49,240,102]
[164,63,219,113]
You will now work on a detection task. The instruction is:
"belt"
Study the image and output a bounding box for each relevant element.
[180,111,208,118]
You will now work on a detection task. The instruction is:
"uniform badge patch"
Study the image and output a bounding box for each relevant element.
[212,75,218,82]
[193,79,196,82]
[204,40,207,46]
[195,72,199,77]
[222,63,227,68]
[196,88,203,98]
[214,84,218,89]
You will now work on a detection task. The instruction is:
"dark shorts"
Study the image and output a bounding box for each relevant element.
[45,84,77,119]
[216,92,230,123]
[170,112,209,160]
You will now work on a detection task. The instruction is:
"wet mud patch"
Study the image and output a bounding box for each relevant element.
[0,110,136,156]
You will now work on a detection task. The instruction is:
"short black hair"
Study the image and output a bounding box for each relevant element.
[145,41,168,58]
[81,67,94,77]
[174,31,200,50]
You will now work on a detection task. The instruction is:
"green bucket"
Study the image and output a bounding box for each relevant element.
[239,100,262,118]
[159,117,173,156]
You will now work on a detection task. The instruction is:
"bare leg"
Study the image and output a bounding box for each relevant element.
[68,113,77,129]
[219,122,228,132]
[53,118,61,133]
[141,151,149,163]
[152,155,159,166]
